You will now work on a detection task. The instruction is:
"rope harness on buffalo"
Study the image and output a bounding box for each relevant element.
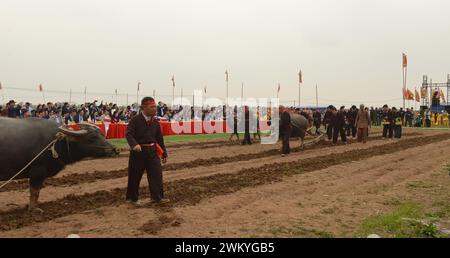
[0,132,67,190]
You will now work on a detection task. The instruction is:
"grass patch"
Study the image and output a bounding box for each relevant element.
[407,181,435,189]
[108,133,233,148]
[358,203,444,238]
[108,132,271,148]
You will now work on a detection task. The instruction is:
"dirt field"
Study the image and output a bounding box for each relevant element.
[1,127,450,237]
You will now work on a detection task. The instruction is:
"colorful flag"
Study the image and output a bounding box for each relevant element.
[39,84,43,92]
[415,88,420,102]
[298,70,303,83]
[225,70,229,82]
[402,53,407,68]
[421,87,427,98]
[407,89,414,100]
[171,75,175,87]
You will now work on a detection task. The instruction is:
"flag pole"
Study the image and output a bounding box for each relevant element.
[0,82,4,104]
[40,84,46,103]
[84,86,87,104]
[126,93,129,106]
[241,82,244,107]
[402,53,407,109]
[69,89,72,104]
[181,88,183,106]
[277,83,280,99]
[415,88,417,111]
[316,84,319,108]
[115,89,118,104]
[298,69,302,108]
[225,70,229,107]
[137,82,141,104]
[153,89,155,99]
[171,75,175,108]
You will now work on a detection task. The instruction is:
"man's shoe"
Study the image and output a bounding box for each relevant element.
[127,199,141,207]
[152,198,170,205]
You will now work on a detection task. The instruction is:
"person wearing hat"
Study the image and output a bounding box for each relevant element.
[125,97,169,206]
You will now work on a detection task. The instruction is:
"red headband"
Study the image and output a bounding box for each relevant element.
[142,100,156,106]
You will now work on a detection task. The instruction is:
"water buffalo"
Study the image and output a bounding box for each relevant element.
[0,117,119,212]
[287,113,312,149]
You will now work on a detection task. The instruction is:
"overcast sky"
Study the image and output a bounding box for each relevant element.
[1,0,450,106]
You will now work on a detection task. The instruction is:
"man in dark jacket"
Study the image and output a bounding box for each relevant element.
[346,105,358,138]
[333,106,347,145]
[279,106,291,156]
[322,105,336,141]
[381,104,394,139]
[313,109,322,135]
[126,97,169,206]
[7,100,19,118]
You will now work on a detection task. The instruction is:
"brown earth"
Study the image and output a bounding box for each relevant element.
[0,128,449,237]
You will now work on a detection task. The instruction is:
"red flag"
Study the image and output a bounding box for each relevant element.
[225,70,229,82]
[39,84,43,92]
[402,53,407,68]
[415,88,420,102]
[171,75,175,87]
[298,70,303,83]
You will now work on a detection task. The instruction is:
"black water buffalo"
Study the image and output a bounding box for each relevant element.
[0,117,119,211]
[279,113,312,149]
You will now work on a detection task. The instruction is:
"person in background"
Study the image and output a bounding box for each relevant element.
[393,107,402,139]
[279,106,292,157]
[313,108,322,135]
[7,100,19,118]
[111,110,120,124]
[443,110,449,126]
[333,106,347,145]
[425,109,431,128]
[322,105,335,141]
[381,104,393,139]
[65,109,77,125]
[355,104,370,143]
[346,105,357,139]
